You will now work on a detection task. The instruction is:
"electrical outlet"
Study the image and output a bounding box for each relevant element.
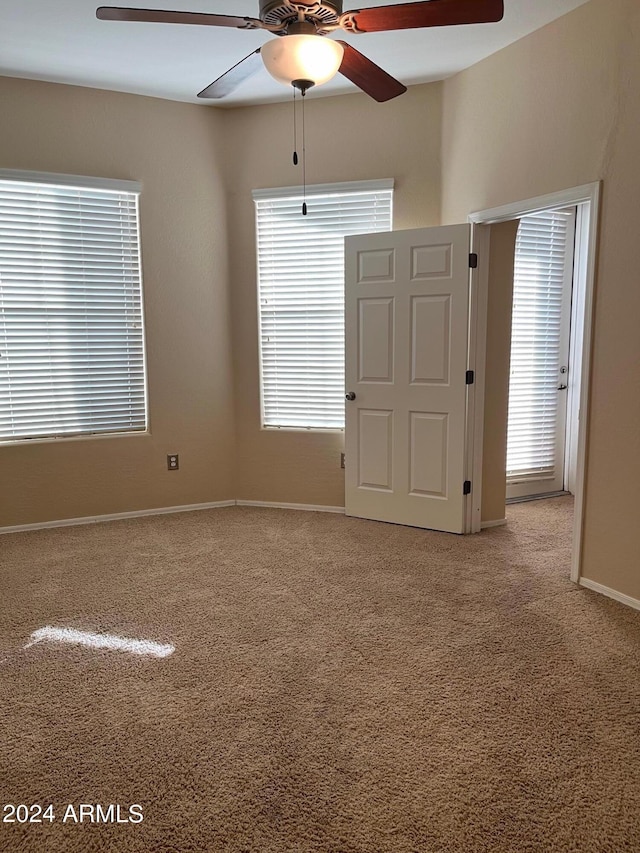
[340,453,345,469]
[167,454,179,471]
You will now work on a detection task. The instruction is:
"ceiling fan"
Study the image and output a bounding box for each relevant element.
[97,0,504,102]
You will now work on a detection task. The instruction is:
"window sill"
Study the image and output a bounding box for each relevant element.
[0,430,150,448]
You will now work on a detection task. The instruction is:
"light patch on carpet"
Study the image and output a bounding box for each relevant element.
[24,626,175,658]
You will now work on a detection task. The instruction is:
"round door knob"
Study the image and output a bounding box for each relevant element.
[345,391,356,401]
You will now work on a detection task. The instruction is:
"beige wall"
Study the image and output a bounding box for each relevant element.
[481,221,519,524]
[441,0,640,600]
[0,78,236,525]
[222,84,442,506]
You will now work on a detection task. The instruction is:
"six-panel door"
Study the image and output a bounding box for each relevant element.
[344,225,471,533]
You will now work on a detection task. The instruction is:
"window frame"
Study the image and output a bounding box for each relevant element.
[253,178,394,433]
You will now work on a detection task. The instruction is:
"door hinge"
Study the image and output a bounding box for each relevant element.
[465,370,475,385]
[469,253,478,269]
[463,480,472,495]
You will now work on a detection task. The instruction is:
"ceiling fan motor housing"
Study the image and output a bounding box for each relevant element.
[259,1,343,32]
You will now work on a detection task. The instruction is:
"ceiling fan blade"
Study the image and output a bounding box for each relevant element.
[337,42,406,102]
[341,0,504,33]
[96,7,261,29]
[197,49,263,99]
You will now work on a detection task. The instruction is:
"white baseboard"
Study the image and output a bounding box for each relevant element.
[481,518,507,529]
[236,500,345,514]
[579,577,640,613]
[0,500,236,535]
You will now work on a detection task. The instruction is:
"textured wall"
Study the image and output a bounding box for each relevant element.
[0,78,236,525]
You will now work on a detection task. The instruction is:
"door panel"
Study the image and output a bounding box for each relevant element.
[357,247,395,282]
[409,412,448,497]
[411,242,452,279]
[358,298,394,382]
[358,409,393,491]
[345,225,471,533]
[410,295,451,384]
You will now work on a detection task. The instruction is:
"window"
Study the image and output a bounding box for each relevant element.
[254,179,393,430]
[0,171,147,442]
[506,208,575,493]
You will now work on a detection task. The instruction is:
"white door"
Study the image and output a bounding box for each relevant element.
[344,225,472,534]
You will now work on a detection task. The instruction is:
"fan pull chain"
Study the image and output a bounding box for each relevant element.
[291,83,308,216]
[292,87,298,166]
[301,88,307,216]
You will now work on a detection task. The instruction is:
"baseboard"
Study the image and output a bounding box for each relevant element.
[506,491,570,504]
[579,577,640,613]
[0,500,237,535]
[236,500,345,514]
[481,518,507,529]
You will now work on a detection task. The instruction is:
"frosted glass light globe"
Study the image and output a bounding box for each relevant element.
[261,35,344,88]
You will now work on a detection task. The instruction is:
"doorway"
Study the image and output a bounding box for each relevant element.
[469,183,601,584]
[506,206,578,502]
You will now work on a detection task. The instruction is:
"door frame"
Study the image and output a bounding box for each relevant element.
[467,182,601,583]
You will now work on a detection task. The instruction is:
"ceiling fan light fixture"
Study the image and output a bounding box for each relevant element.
[261,34,344,89]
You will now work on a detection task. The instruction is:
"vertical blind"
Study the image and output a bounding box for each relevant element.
[0,173,146,442]
[254,180,393,430]
[506,210,573,482]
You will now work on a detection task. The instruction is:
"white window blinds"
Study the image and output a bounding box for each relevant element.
[0,172,146,442]
[506,210,574,482]
[254,180,393,430]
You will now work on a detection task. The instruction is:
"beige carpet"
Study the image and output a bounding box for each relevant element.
[1,497,639,852]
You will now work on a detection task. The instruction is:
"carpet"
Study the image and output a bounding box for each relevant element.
[0,497,639,852]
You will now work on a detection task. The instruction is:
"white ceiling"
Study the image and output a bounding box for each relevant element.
[0,0,590,107]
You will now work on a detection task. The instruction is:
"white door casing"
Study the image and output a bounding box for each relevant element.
[344,225,472,534]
